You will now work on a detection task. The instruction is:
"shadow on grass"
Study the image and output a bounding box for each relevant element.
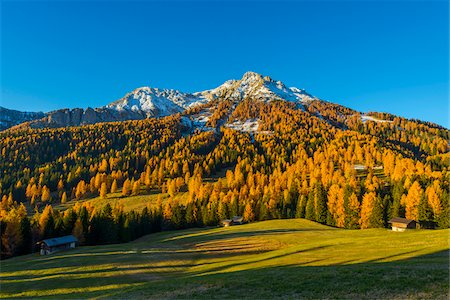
[134,249,450,299]
[161,227,335,244]
[2,249,447,299]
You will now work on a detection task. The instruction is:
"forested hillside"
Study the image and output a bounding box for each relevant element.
[1,89,449,258]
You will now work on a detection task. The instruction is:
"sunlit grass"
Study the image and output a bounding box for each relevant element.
[54,190,189,212]
[0,283,145,298]
[1,219,448,299]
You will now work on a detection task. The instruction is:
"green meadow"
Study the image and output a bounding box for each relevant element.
[1,219,449,299]
[53,191,188,213]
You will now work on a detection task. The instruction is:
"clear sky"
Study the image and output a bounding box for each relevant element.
[1,0,448,127]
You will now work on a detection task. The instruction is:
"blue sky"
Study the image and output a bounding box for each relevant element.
[1,1,448,127]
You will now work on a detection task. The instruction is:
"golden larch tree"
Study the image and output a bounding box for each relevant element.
[405,181,423,221]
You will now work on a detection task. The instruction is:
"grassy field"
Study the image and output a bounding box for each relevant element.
[1,219,449,299]
[54,191,188,213]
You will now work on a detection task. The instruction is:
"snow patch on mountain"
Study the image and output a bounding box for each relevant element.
[225,118,260,132]
[224,118,274,136]
[188,107,215,131]
[361,115,392,123]
[106,87,208,117]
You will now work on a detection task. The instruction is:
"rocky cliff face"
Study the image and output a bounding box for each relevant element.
[25,107,146,129]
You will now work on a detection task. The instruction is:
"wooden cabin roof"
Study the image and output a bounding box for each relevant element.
[388,217,415,225]
[232,216,243,222]
[39,235,78,247]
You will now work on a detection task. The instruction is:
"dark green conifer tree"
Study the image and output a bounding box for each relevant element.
[305,191,315,221]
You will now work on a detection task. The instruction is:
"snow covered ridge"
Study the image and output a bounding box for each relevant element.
[104,71,318,117]
[196,71,317,104]
[105,87,209,117]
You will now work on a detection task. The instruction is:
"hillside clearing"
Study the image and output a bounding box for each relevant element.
[1,219,448,299]
[53,191,188,213]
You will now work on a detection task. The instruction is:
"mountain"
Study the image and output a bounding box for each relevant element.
[198,71,317,104]
[105,87,208,117]
[1,70,449,263]
[0,107,45,131]
[2,72,320,131]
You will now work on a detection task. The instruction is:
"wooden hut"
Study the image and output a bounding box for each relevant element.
[221,219,232,227]
[232,216,244,225]
[389,217,416,232]
[38,235,78,255]
[220,216,244,227]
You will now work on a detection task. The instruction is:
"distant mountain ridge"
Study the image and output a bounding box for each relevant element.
[2,72,321,131]
[2,71,441,131]
[0,107,45,131]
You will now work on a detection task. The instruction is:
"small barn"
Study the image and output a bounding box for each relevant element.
[389,217,416,232]
[232,216,244,225]
[221,219,232,227]
[221,216,244,227]
[38,235,78,255]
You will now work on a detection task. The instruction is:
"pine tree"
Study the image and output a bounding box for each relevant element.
[314,183,327,223]
[243,203,255,222]
[111,179,118,194]
[171,204,185,229]
[369,195,384,228]
[163,202,173,222]
[327,184,344,227]
[122,178,131,197]
[426,181,442,220]
[41,185,51,203]
[295,194,306,218]
[57,179,64,196]
[18,214,31,255]
[78,206,89,238]
[2,220,22,257]
[100,182,108,199]
[405,181,423,221]
[61,192,67,204]
[360,192,376,229]
[185,202,198,226]
[305,191,315,221]
[131,180,140,196]
[217,200,228,221]
[418,193,433,228]
[259,201,268,221]
[62,209,77,235]
[344,189,360,229]
[39,205,55,239]
[436,190,449,228]
[391,181,405,218]
[75,180,87,199]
